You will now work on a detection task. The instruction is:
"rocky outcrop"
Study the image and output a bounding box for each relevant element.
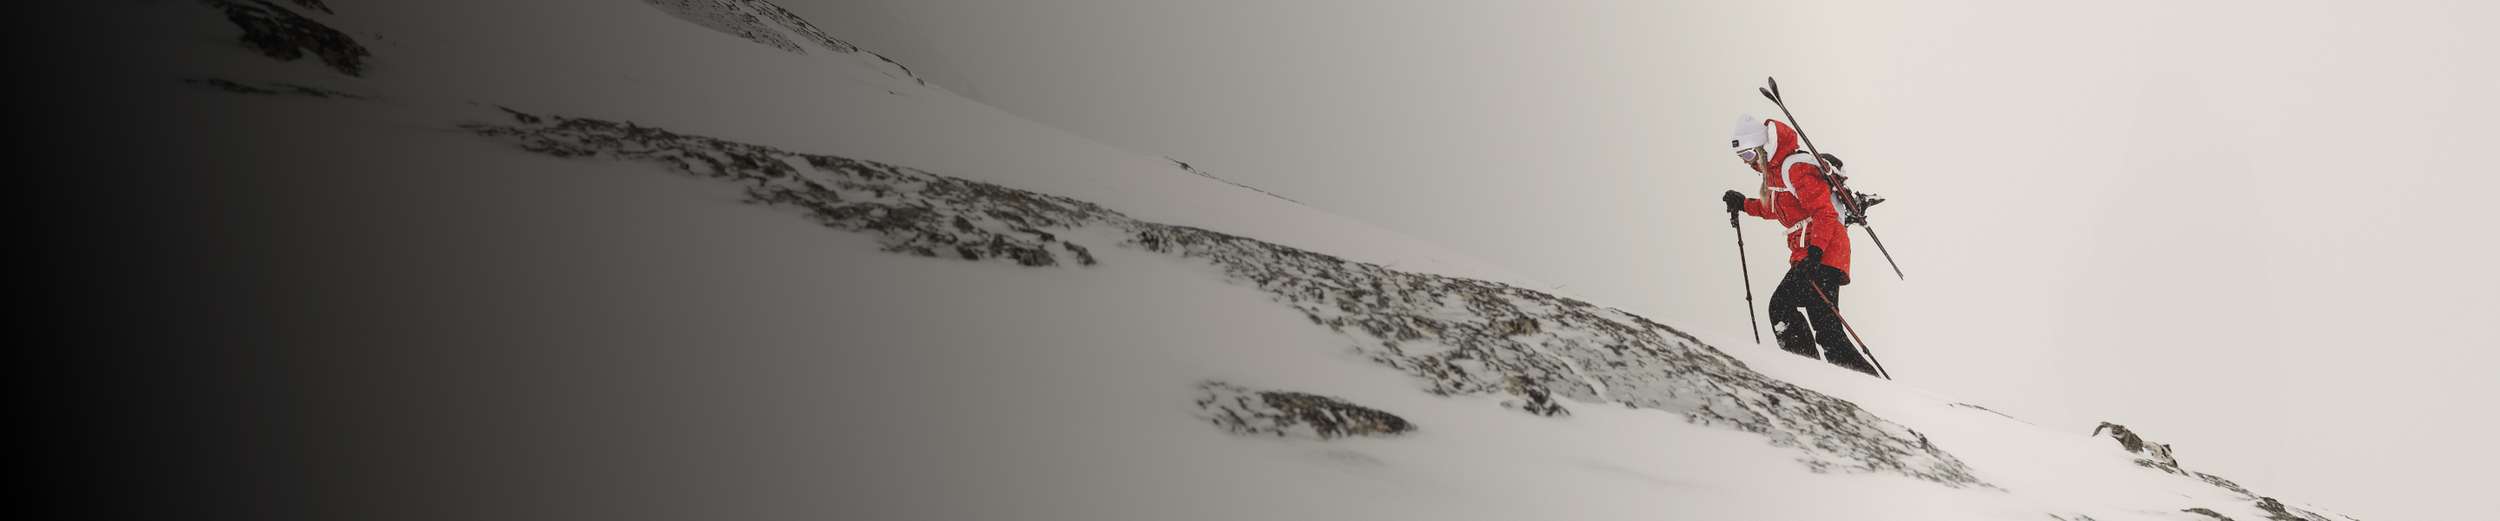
[2091,421,2180,472]
[2183,508,2239,521]
[2251,497,2333,521]
[465,112,1987,487]
[1195,382,1414,440]
[1499,375,1569,417]
[185,78,363,99]
[201,0,368,76]
[641,0,924,84]
[643,0,811,54]
[2095,423,2346,521]
[465,113,1108,267]
[2197,471,2254,496]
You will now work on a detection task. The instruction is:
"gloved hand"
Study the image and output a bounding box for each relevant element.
[1803,245,1825,266]
[1722,190,1746,213]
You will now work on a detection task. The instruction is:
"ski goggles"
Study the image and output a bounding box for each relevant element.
[1734,147,1763,162]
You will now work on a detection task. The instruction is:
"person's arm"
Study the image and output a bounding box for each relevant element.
[1723,190,1768,218]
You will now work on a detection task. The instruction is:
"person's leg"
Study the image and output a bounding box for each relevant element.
[1801,269,1880,376]
[1765,267,1819,360]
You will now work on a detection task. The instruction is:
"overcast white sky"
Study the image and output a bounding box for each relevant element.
[792,1,2497,518]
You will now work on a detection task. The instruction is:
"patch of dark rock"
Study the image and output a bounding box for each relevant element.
[2195,471,2253,495]
[644,0,806,54]
[184,78,363,99]
[1490,317,1539,336]
[2253,497,2330,521]
[866,51,928,86]
[495,106,542,124]
[1060,240,1096,266]
[1500,375,1568,417]
[640,0,928,85]
[1195,382,1413,440]
[738,0,857,53]
[202,0,369,76]
[2183,508,2240,521]
[464,111,1110,268]
[288,0,332,14]
[2092,421,2181,473]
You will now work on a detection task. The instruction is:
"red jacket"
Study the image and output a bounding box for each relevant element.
[1739,119,1852,281]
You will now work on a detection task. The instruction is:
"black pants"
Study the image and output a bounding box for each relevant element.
[1767,263,1879,376]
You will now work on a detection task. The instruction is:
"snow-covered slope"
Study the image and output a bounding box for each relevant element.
[85,1,2362,519]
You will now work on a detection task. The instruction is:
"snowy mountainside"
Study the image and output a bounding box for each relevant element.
[108,0,2367,519]
[462,110,1983,485]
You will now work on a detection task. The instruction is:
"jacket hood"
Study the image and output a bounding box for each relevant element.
[1766,119,1802,161]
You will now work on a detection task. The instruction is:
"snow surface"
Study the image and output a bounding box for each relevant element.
[88,0,2361,519]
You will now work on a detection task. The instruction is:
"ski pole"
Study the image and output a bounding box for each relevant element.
[1731,211,1761,344]
[1804,280,1891,380]
[1760,77,1906,280]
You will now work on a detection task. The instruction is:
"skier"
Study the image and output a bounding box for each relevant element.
[1720,113,1880,376]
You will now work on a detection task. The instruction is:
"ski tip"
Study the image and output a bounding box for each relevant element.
[1758,87,1775,101]
[1765,76,1780,94]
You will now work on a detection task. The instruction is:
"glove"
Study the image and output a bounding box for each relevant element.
[1722,190,1746,213]
[1803,245,1825,266]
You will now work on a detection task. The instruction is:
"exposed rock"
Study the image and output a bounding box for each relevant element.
[1499,375,1569,417]
[201,0,369,76]
[2183,508,2239,521]
[643,0,807,54]
[1195,382,1413,440]
[494,106,543,125]
[2092,421,2181,473]
[465,112,1108,267]
[737,0,854,53]
[2252,497,2332,521]
[2195,471,2253,496]
[2095,422,2342,521]
[640,0,926,85]
[287,0,332,14]
[465,113,1989,487]
[185,78,363,99]
[1059,240,1097,266]
[1490,317,1540,336]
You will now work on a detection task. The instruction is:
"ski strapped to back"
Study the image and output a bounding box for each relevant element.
[1757,77,1905,280]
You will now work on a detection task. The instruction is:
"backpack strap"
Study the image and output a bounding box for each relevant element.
[1777,150,1850,221]
[1777,150,1819,193]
